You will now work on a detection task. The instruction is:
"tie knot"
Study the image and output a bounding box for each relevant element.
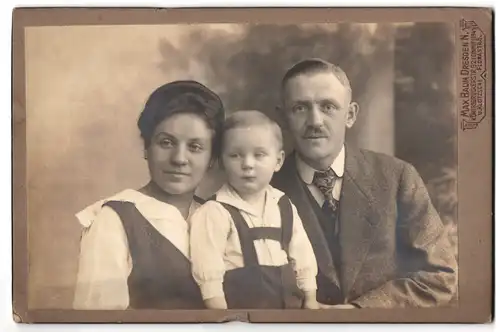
[312,168,337,197]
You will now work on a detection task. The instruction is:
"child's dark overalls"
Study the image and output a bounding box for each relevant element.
[215,195,304,309]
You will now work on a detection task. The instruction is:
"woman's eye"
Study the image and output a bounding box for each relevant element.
[159,139,174,148]
[189,144,203,153]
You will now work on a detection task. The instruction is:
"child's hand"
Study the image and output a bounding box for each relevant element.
[302,290,320,309]
[204,296,228,309]
[303,299,320,309]
[318,303,357,309]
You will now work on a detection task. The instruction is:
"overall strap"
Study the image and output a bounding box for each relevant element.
[102,200,190,264]
[277,195,294,255]
[249,227,281,243]
[102,200,145,260]
[193,195,206,205]
[217,202,260,267]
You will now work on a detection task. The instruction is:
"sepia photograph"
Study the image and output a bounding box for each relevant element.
[13,7,493,324]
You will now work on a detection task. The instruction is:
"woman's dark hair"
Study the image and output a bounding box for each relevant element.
[137,80,225,158]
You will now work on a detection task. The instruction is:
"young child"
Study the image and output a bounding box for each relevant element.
[189,110,319,310]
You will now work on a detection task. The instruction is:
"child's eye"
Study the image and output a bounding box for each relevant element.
[255,152,267,158]
[228,153,239,158]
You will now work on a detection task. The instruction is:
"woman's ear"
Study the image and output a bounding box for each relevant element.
[217,156,225,170]
[346,101,359,129]
[143,149,148,160]
[208,155,218,169]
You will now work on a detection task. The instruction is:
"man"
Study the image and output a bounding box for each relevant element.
[271,58,457,308]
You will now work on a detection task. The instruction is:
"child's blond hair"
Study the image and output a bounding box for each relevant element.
[220,110,284,155]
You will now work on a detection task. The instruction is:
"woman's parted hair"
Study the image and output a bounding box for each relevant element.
[137,80,225,157]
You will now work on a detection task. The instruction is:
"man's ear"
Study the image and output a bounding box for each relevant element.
[274,149,286,172]
[276,105,290,130]
[346,102,359,129]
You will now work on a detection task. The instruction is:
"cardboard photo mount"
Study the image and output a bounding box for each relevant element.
[12,7,493,324]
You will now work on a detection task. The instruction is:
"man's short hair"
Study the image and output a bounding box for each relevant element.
[280,58,352,98]
[221,110,284,152]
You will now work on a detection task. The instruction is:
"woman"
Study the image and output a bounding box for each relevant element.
[73,80,225,310]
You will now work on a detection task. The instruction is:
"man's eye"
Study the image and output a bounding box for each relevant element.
[323,103,338,112]
[293,105,307,113]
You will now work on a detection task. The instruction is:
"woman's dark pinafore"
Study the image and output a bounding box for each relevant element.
[103,200,205,309]
[216,196,304,309]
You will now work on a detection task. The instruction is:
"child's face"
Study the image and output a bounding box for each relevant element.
[222,125,284,197]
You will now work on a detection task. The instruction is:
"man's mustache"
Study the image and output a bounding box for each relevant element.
[303,126,329,138]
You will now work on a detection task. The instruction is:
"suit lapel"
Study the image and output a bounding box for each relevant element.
[276,156,341,288]
[338,146,378,295]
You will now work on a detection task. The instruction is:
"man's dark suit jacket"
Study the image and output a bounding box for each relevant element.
[271,145,457,308]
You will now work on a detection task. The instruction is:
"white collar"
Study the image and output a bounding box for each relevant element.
[215,183,284,217]
[295,145,345,185]
[75,189,200,228]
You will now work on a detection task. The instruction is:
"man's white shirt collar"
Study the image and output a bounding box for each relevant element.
[296,145,345,185]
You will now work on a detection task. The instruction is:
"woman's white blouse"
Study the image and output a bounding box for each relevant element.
[73,189,199,310]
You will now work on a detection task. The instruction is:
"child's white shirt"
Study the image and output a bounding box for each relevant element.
[190,183,318,300]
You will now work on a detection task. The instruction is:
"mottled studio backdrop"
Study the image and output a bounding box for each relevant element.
[25,23,457,309]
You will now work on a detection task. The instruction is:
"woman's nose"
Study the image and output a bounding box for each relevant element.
[171,146,188,166]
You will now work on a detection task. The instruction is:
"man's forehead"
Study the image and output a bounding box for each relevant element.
[284,72,350,100]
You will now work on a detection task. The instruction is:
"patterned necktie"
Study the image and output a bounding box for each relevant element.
[312,168,340,234]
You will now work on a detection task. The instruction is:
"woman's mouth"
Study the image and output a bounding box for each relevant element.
[304,135,328,139]
[164,170,190,177]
